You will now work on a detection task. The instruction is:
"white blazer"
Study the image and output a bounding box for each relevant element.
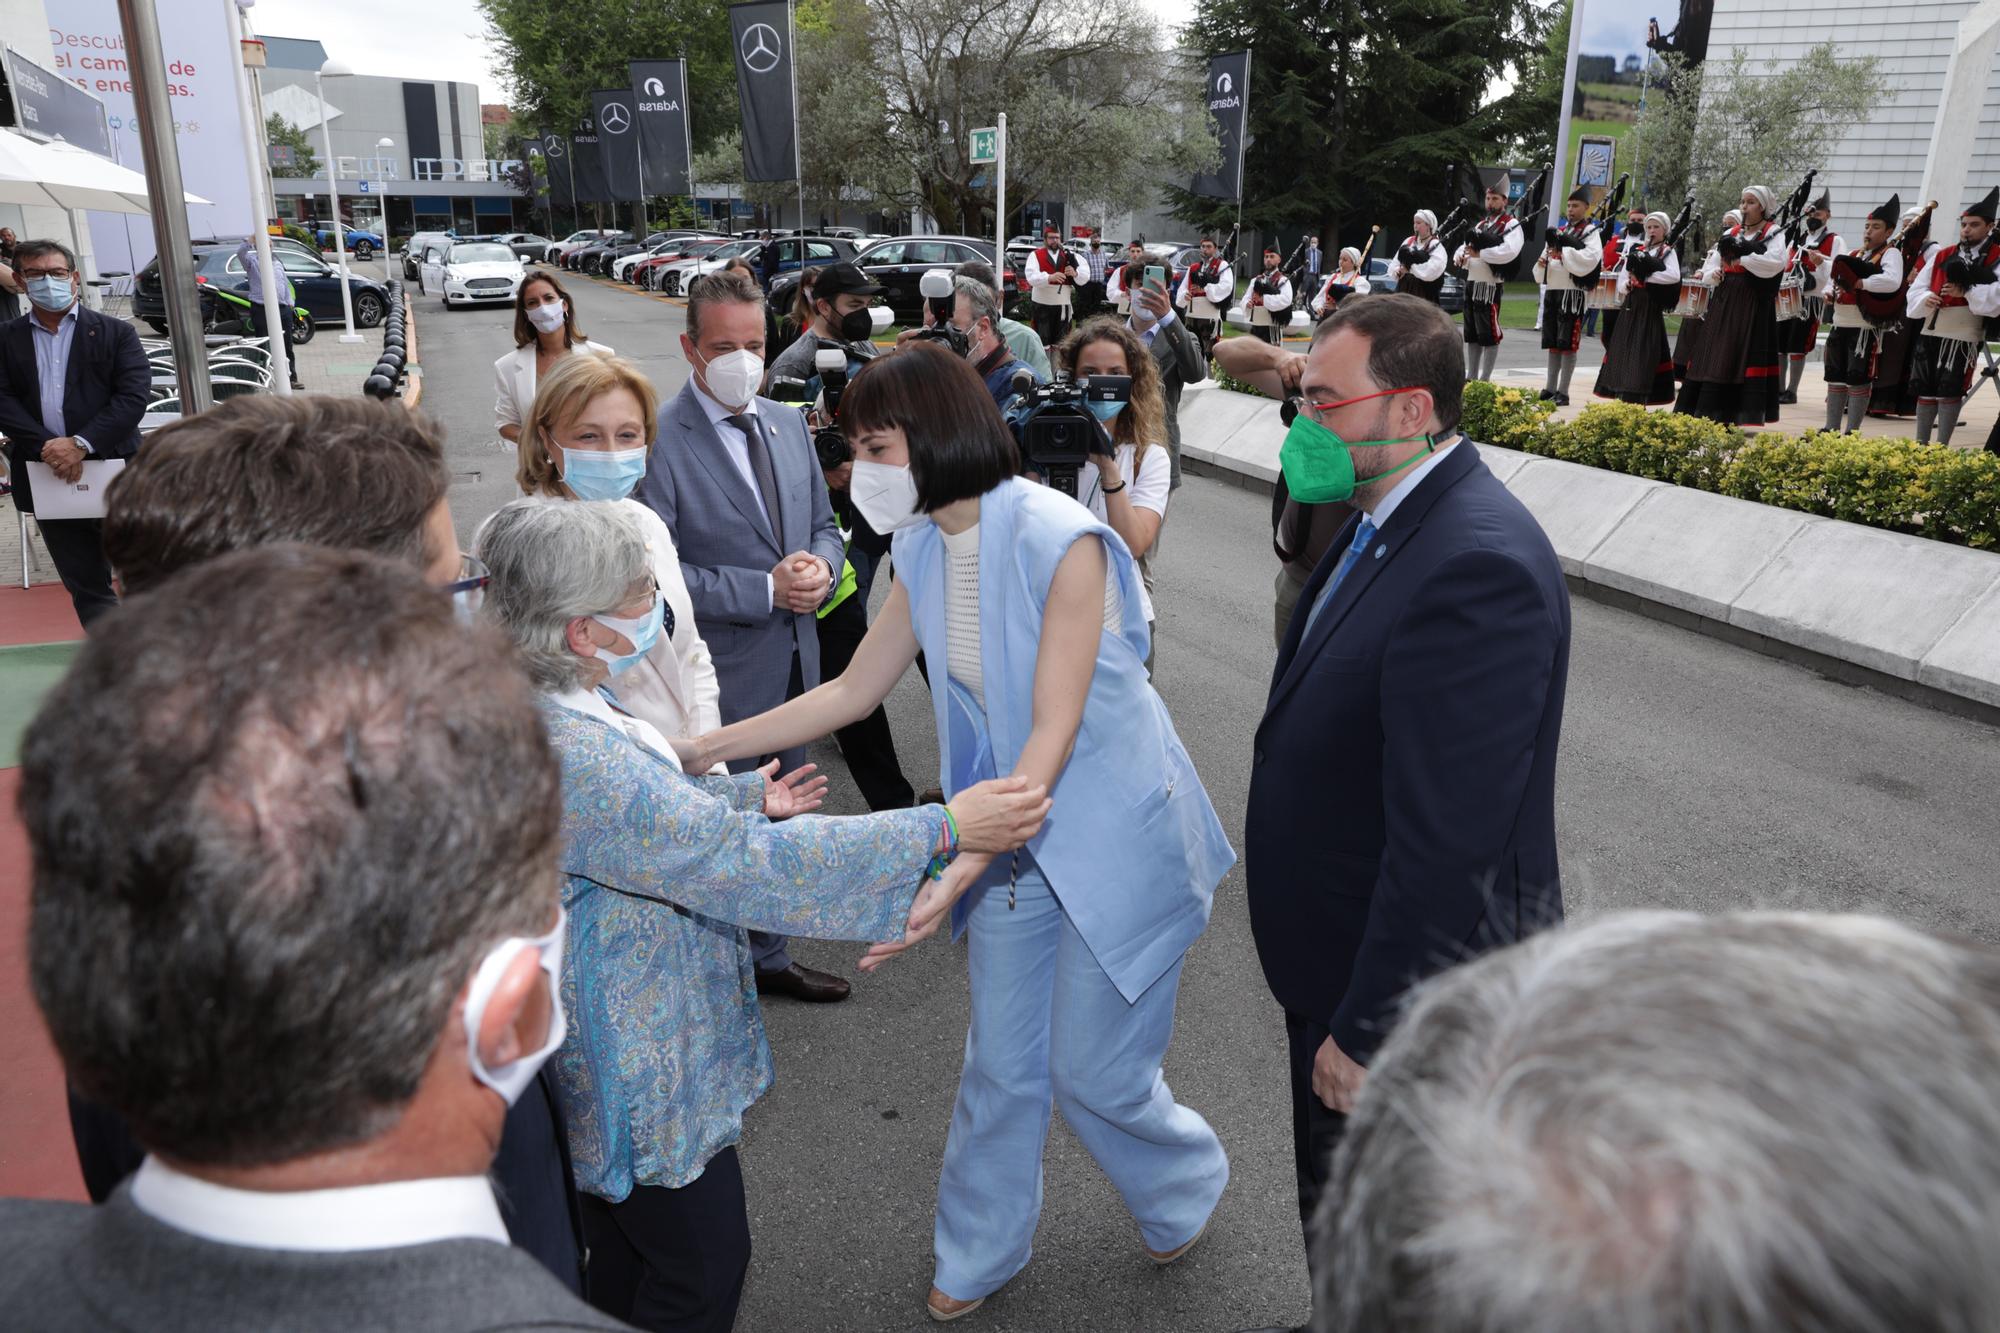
[603,499,726,764]
[493,339,616,438]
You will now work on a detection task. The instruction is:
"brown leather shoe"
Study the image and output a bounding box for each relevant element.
[926,1287,983,1322]
[1146,1219,1208,1265]
[754,961,851,1003]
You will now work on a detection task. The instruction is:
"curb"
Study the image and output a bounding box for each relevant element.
[1176,382,2000,723]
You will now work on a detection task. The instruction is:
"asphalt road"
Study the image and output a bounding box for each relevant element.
[419,270,2000,1333]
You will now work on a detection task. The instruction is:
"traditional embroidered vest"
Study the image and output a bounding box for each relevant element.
[1928,239,2000,307]
[1832,242,1890,307]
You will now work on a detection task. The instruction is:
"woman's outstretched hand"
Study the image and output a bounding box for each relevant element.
[758,760,827,819]
[948,776,1052,854]
[858,853,993,973]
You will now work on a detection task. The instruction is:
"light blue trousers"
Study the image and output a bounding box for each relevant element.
[932,861,1229,1301]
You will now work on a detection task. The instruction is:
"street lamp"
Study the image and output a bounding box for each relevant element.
[375,136,395,245]
[313,57,363,343]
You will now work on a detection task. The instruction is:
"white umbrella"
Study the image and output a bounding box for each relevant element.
[0,131,208,214]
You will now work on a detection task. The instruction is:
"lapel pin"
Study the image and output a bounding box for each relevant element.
[1375,545,1386,559]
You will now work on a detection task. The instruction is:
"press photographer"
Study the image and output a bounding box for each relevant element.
[953,275,1045,412]
[765,261,886,388]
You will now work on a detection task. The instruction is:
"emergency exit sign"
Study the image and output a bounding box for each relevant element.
[969,127,998,164]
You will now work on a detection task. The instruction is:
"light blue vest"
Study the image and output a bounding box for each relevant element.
[894,477,1236,1002]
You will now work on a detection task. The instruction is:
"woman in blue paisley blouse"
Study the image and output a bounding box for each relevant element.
[475,496,1050,1333]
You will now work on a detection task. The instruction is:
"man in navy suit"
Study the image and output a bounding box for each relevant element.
[1242,294,1571,1309]
[0,239,150,627]
[638,268,852,1003]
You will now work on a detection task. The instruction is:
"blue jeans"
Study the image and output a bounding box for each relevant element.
[932,859,1227,1300]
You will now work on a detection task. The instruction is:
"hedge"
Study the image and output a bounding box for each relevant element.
[1458,381,2000,551]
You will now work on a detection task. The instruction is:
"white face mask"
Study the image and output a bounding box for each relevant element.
[694,347,763,411]
[850,460,925,532]
[463,908,567,1106]
[526,302,567,334]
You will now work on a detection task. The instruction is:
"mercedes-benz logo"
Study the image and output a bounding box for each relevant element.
[741,23,782,74]
[1216,72,1233,95]
[545,137,565,158]
[644,76,667,96]
[600,103,631,134]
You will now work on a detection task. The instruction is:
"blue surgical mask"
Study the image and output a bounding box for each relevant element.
[559,445,647,501]
[592,593,665,675]
[26,275,72,313]
[1087,400,1126,424]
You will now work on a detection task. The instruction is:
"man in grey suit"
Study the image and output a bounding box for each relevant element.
[638,269,853,1003]
[0,546,622,1332]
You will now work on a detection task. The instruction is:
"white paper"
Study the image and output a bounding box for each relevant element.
[24,458,125,520]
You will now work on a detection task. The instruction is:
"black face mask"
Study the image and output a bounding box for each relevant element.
[826,306,873,342]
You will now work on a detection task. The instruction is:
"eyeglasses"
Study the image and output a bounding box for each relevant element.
[22,267,71,280]
[447,553,489,622]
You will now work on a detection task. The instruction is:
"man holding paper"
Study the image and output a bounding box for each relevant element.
[0,239,149,627]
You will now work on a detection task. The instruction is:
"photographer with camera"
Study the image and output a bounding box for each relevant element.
[765,261,884,389]
[953,274,1046,412]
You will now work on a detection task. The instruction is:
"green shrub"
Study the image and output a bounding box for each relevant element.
[1459,381,1555,453]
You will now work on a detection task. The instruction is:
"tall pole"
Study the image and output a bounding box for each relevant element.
[1550,0,1586,230]
[315,68,363,342]
[788,0,804,233]
[995,112,1007,277]
[113,0,209,411]
[227,0,291,394]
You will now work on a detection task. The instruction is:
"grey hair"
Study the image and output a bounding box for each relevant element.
[954,274,1001,330]
[1318,910,2000,1333]
[474,496,651,692]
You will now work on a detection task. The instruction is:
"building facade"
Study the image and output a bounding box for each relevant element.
[257,36,530,239]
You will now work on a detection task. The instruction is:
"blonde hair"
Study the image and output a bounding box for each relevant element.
[1055,317,1167,471]
[516,354,661,498]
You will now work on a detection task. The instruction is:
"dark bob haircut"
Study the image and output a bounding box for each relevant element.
[103,394,451,595]
[1309,292,1465,433]
[840,341,1019,511]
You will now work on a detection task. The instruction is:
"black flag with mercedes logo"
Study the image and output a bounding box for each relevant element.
[591,89,642,201]
[629,59,694,196]
[571,115,610,204]
[730,0,798,183]
[538,127,574,210]
[1192,50,1251,202]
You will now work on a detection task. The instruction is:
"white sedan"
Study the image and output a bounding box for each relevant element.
[422,240,528,308]
[653,239,763,295]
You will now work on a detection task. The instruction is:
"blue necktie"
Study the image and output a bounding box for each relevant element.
[1303,518,1377,636]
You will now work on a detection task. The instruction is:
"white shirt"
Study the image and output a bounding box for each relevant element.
[556,683,685,771]
[1366,438,1461,533]
[1078,442,1169,622]
[691,379,800,611]
[941,518,1121,712]
[129,1156,508,1252]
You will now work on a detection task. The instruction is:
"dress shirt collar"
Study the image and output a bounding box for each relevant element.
[1129,305,1176,345]
[129,1156,508,1252]
[553,684,684,770]
[691,375,757,428]
[1364,435,1460,532]
[29,302,80,336]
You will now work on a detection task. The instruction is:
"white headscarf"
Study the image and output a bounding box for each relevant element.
[1413,209,1437,233]
[1340,247,1362,270]
[1646,211,1671,236]
[1742,185,1776,219]
[1723,209,1743,231]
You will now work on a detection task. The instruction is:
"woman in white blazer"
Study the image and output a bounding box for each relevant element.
[495,270,615,445]
[515,353,722,748]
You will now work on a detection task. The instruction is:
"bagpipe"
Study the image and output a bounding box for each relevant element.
[1718,170,1815,262]
[1943,250,1999,291]
[1278,234,1311,288]
[1463,165,1548,280]
[1544,172,1626,261]
[1834,199,1935,324]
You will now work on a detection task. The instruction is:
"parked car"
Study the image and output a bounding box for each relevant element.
[488,232,554,261]
[653,239,764,296]
[562,232,636,274]
[400,231,456,281]
[751,235,860,285]
[767,235,1014,325]
[609,232,720,282]
[630,235,731,289]
[315,225,385,260]
[137,242,390,333]
[541,229,620,265]
[419,239,528,308]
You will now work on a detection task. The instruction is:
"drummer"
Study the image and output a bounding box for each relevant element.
[1822,193,1905,434]
[1673,208,1737,383]
[1594,210,1680,405]
[1533,186,1604,406]
[1679,187,1788,426]
[1780,191,1840,405]
[1906,185,2000,447]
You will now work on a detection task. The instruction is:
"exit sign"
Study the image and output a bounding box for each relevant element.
[969,127,998,164]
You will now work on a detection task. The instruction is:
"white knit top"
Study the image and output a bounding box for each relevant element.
[941,521,1119,711]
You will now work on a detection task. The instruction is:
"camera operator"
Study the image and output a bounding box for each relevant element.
[953,275,1044,412]
[1050,318,1174,674]
[765,261,884,388]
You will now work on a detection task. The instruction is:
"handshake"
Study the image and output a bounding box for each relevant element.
[773,551,832,614]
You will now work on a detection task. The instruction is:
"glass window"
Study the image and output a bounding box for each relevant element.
[277,253,327,275]
[860,243,905,266]
[907,242,957,265]
[807,241,838,260]
[449,243,517,263]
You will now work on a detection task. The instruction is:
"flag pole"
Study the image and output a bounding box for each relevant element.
[788,0,804,230]
[1550,0,1586,229]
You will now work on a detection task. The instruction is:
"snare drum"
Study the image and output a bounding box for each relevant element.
[1673,282,1711,320]
[1775,278,1805,322]
[1586,273,1625,311]
[1467,280,1501,306]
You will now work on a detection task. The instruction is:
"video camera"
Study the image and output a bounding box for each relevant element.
[904,268,969,357]
[767,344,854,472]
[1010,371,1130,499]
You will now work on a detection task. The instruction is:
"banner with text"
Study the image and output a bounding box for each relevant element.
[591,88,642,201]
[730,0,797,183]
[4,50,113,157]
[629,59,693,196]
[571,116,610,205]
[1192,50,1250,202]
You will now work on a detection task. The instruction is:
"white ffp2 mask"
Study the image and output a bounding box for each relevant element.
[696,348,764,411]
[849,460,926,533]
[463,907,567,1105]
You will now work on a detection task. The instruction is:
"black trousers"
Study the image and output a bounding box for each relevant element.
[815,592,913,811]
[245,298,298,382]
[35,516,118,628]
[1285,1009,1348,1283]
[582,1146,752,1333]
[1032,301,1072,347]
[736,652,808,972]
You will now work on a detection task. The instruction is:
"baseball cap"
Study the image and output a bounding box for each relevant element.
[813,261,885,300]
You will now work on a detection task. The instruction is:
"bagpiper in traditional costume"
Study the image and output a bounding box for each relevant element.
[1779,191,1840,404]
[1821,193,1906,434]
[1679,185,1787,426]
[1905,185,2000,446]
[1390,211,1447,304]
[1594,211,1681,405]
[1533,186,1605,405]
[1454,182,1524,382]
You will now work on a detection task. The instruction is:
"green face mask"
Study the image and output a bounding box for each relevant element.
[1278,388,1434,504]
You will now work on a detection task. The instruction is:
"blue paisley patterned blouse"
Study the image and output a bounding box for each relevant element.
[541,701,937,1199]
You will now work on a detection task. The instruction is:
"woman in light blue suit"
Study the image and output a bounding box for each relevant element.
[475,496,1049,1333]
[676,344,1235,1322]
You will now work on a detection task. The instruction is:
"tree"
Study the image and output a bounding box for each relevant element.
[1631,44,1887,233]
[1167,0,1551,255]
[266,114,320,179]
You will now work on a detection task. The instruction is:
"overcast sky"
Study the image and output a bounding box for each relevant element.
[248,0,1199,103]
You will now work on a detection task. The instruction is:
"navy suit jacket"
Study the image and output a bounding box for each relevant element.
[0,306,150,515]
[1246,441,1570,1063]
